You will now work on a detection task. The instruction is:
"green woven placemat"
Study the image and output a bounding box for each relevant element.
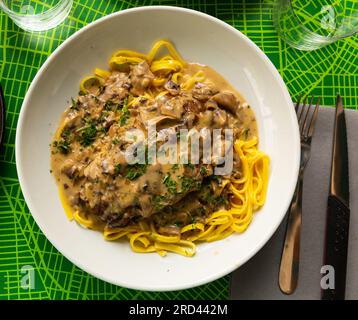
[0,0,357,300]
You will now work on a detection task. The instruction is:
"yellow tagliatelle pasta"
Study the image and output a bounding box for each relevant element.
[99,137,269,257]
[62,40,270,257]
[79,39,188,97]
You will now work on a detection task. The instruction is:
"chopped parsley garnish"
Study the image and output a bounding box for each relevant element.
[201,185,228,207]
[163,174,177,195]
[77,119,98,146]
[124,163,147,180]
[53,127,72,154]
[104,101,120,112]
[112,138,119,145]
[98,111,109,123]
[208,175,221,184]
[184,162,195,170]
[98,85,105,95]
[215,195,229,207]
[152,195,166,210]
[119,98,129,126]
[53,140,71,154]
[200,166,208,175]
[114,164,121,176]
[70,98,79,110]
[180,176,200,193]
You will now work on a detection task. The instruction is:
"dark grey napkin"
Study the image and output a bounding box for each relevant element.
[230,107,358,300]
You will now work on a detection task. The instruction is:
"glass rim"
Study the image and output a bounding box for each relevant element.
[0,0,70,18]
[287,0,358,41]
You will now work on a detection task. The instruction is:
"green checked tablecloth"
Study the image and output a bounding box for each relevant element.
[0,0,357,300]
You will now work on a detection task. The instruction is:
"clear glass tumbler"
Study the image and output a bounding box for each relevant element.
[273,0,358,50]
[0,0,73,32]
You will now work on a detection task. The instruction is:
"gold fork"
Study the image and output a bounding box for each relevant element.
[278,96,320,294]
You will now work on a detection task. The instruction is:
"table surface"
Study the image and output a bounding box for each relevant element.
[0,0,357,300]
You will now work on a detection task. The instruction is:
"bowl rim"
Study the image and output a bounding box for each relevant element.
[15,5,300,291]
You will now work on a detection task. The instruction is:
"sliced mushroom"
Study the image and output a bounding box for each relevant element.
[139,105,160,124]
[196,110,213,128]
[84,159,102,180]
[184,99,201,113]
[61,159,83,179]
[138,194,154,217]
[147,115,178,129]
[158,225,180,236]
[211,179,230,197]
[130,61,155,96]
[106,214,131,228]
[192,82,218,101]
[213,109,227,127]
[211,92,238,114]
[182,112,197,128]
[204,100,218,111]
[160,97,185,119]
[164,80,180,95]
[102,71,130,101]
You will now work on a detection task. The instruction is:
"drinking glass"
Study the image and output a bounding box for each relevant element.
[0,0,73,32]
[273,0,358,50]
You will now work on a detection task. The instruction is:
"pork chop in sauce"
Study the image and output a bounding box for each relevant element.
[51,63,257,231]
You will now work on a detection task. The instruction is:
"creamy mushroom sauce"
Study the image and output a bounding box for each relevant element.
[51,62,257,235]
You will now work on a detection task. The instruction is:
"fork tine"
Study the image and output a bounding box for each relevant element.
[295,95,301,113]
[298,96,307,122]
[307,97,320,138]
[301,96,314,133]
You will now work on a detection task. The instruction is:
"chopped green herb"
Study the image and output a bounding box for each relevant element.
[78,119,98,146]
[114,164,121,176]
[215,195,229,206]
[124,163,147,180]
[60,127,71,139]
[184,162,195,170]
[200,166,208,175]
[53,127,72,154]
[98,111,109,123]
[70,98,79,110]
[180,176,200,193]
[171,164,179,171]
[98,85,105,95]
[152,195,166,210]
[174,221,184,227]
[112,138,119,145]
[119,98,129,126]
[99,126,108,134]
[104,101,120,112]
[163,174,177,195]
[208,175,221,184]
[202,188,228,207]
[53,139,71,154]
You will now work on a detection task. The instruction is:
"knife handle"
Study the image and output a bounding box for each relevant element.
[321,195,350,300]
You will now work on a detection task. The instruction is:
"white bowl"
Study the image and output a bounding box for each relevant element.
[16,6,300,291]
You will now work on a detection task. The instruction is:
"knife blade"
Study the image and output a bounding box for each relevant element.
[0,83,5,148]
[321,95,350,300]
